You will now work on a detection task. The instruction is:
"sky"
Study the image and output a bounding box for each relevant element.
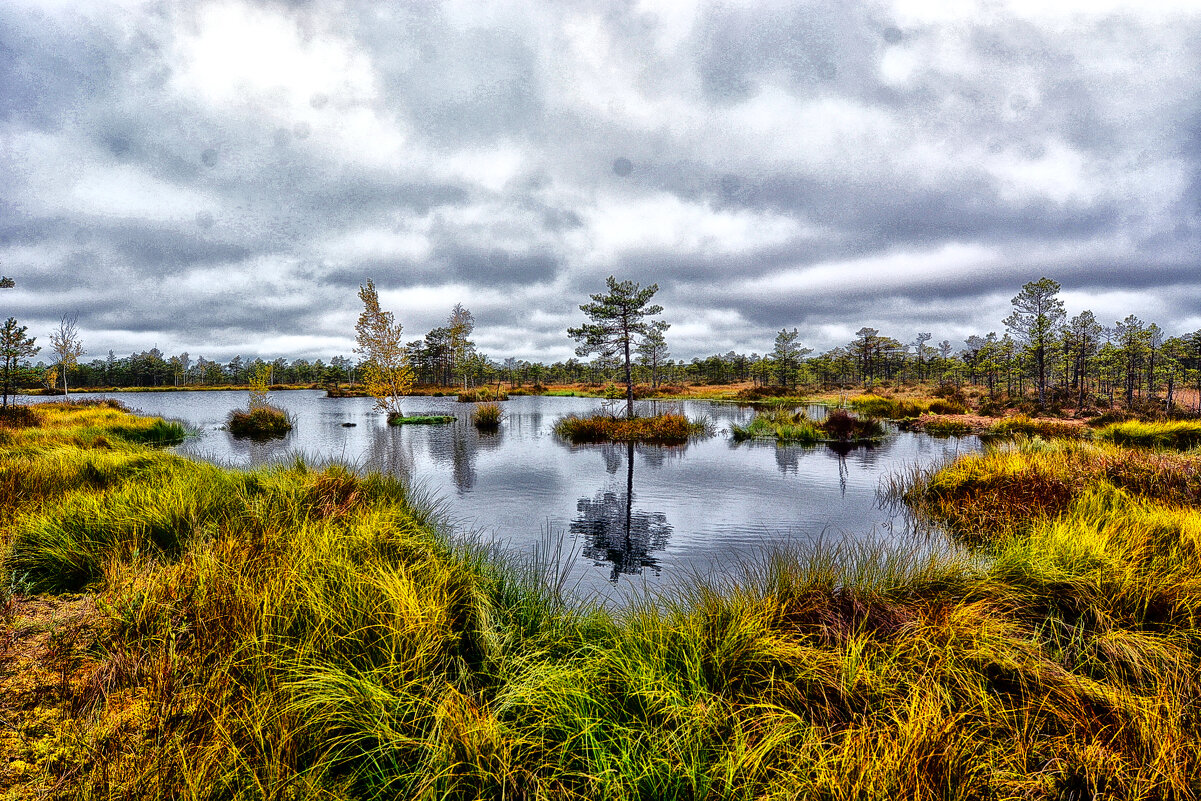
[2,0,1200,365]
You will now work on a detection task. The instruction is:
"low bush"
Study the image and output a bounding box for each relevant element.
[732,408,885,443]
[227,405,293,440]
[919,419,973,437]
[927,398,967,415]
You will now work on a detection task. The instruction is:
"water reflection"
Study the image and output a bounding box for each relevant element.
[571,440,673,582]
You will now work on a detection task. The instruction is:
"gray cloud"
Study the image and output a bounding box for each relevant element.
[2,0,1200,365]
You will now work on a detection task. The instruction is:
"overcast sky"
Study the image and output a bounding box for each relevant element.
[2,0,1200,364]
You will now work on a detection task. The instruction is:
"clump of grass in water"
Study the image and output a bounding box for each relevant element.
[472,401,502,430]
[554,411,709,444]
[732,407,885,443]
[1096,419,1201,451]
[919,418,974,437]
[227,405,292,440]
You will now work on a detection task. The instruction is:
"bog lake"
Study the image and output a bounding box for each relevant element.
[57,390,981,602]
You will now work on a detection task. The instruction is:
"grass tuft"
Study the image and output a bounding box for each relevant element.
[227,405,293,440]
[1097,420,1201,451]
[472,402,503,430]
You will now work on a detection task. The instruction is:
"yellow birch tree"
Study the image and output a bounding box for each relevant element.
[355,280,414,419]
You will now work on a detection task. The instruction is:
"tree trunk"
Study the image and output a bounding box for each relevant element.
[623,323,634,419]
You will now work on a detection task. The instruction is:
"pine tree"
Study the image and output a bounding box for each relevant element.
[1003,278,1065,405]
[1,317,39,408]
[568,276,663,419]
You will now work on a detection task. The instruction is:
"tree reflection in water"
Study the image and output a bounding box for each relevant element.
[570,440,672,582]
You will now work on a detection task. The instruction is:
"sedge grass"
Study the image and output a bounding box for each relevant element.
[1097,420,1201,451]
[6,405,1201,799]
[227,405,293,440]
[472,402,503,430]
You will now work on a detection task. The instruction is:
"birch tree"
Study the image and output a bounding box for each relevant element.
[355,280,414,419]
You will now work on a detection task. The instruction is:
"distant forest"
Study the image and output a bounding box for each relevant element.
[6,278,1201,411]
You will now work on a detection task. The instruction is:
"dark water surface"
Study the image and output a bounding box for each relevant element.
[58,390,980,601]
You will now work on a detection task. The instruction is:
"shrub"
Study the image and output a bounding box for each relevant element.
[228,406,293,440]
[920,419,973,437]
[821,409,886,441]
[473,402,502,430]
[851,395,925,419]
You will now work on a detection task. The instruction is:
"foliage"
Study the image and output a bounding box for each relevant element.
[1,317,39,409]
[918,418,973,437]
[568,275,663,419]
[732,407,886,443]
[851,394,927,419]
[457,387,509,402]
[355,279,415,417]
[985,415,1085,440]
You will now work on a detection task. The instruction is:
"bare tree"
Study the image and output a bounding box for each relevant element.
[50,314,85,398]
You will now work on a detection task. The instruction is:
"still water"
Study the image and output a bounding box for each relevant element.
[63,390,980,601]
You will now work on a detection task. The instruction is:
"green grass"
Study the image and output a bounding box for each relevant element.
[553,412,710,444]
[850,394,928,419]
[917,419,973,437]
[7,405,1201,798]
[387,413,456,425]
[984,415,1085,440]
[1097,420,1201,451]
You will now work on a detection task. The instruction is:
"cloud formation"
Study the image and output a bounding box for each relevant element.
[2,0,1200,363]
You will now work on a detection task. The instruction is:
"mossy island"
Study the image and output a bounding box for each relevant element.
[732,407,886,445]
[554,410,710,445]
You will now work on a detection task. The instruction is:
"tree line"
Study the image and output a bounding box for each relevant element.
[4,274,1200,412]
